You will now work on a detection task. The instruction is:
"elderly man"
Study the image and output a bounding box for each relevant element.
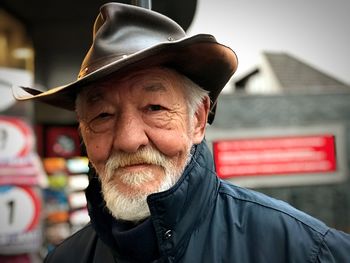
[13,3,350,263]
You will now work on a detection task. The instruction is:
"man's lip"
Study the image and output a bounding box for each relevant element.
[118,163,155,171]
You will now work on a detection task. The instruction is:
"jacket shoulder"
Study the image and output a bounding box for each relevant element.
[218,180,329,235]
[217,181,350,261]
[213,182,350,262]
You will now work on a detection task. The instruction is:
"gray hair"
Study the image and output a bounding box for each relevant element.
[177,72,209,118]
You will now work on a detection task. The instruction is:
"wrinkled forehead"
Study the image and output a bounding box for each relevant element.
[77,66,185,103]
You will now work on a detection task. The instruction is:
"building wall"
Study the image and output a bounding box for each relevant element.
[207,91,350,232]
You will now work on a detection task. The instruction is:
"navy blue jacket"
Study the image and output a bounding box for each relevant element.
[45,141,350,262]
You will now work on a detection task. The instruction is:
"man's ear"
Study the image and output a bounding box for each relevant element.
[192,96,210,144]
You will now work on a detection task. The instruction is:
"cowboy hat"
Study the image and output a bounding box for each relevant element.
[12,2,238,124]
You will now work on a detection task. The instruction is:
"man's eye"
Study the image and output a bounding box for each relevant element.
[148,105,164,111]
[97,112,112,119]
[88,112,113,125]
[88,112,114,133]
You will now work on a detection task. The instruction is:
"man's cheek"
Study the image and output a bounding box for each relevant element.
[84,138,112,168]
[151,133,191,157]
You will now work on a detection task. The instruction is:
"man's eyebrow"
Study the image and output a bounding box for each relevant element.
[143,83,167,92]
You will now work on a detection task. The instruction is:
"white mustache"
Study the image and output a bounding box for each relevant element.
[105,147,169,174]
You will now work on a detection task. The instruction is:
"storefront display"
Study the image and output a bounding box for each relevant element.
[42,155,89,252]
[0,116,43,256]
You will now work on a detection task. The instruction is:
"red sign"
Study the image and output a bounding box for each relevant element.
[0,117,40,186]
[213,135,337,179]
[0,117,34,159]
[46,126,81,158]
[0,186,42,254]
[0,154,41,185]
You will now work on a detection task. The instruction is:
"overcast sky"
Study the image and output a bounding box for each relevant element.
[187,0,350,86]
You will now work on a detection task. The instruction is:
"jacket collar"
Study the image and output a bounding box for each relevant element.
[147,141,219,255]
[85,140,219,257]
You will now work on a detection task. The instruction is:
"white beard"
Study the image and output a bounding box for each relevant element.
[98,146,191,222]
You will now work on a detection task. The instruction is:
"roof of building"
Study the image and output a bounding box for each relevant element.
[264,52,349,91]
[234,51,349,93]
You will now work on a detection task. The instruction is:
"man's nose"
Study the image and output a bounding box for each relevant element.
[112,110,149,153]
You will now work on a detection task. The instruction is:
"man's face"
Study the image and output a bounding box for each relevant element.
[77,67,208,221]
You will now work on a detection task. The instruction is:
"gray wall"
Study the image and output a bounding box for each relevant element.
[208,91,350,232]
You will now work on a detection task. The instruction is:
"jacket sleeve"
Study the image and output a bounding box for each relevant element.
[316,228,350,262]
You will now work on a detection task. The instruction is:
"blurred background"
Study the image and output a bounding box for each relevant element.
[0,0,349,262]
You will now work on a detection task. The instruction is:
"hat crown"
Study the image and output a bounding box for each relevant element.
[13,2,238,125]
[78,3,186,79]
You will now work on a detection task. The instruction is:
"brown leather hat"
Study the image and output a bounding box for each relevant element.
[13,3,238,124]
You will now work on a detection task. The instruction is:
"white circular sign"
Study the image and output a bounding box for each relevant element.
[0,186,41,235]
[0,117,33,159]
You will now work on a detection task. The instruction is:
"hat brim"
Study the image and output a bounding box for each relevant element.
[12,34,238,123]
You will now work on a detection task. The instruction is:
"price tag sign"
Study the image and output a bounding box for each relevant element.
[0,186,42,254]
[0,117,34,159]
[0,186,41,235]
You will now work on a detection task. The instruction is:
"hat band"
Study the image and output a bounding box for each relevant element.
[78,54,130,79]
